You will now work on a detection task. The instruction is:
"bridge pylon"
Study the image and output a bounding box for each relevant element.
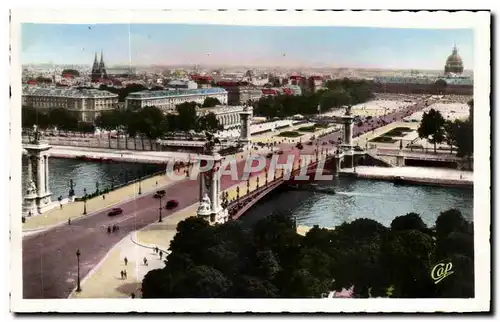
[23,126,52,216]
[196,150,229,225]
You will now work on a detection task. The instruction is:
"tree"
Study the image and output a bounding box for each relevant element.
[202,97,221,108]
[197,112,223,132]
[48,108,78,133]
[390,213,428,232]
[381,230,436,298]
[454,119,473,169]
[137,106,168,150]
[435,209,467,238]
[417,108,446,153]
[95,109,121,148]
[175,102,199,132]
[232,275,279,298]
[168,216,215,261]
[173,266,232,298]
[443,120,459,153]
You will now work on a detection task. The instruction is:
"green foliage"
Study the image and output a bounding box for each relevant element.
[369,136,397,143]
[278,131,302,138]
[417,108,446,153]
[252,78,374,119]
[391,213,428,232]
[141,209,473,299]
[297,125,317,132]
[202,97,221,108]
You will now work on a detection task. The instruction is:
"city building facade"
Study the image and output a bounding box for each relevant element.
[22,86,118,122]
[198,105,246,130]
[125,88,228,112]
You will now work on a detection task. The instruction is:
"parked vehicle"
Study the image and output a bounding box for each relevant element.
[108,207,123,217]
[165,200,179,210]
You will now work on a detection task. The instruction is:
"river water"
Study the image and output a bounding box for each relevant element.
[21,158,473,228]
[240,176,473,228]
[21,157,165,199]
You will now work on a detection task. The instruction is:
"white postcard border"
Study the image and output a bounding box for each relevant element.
[9,9,491,313]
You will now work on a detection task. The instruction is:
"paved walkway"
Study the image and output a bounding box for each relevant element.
[341,166,473,184]
[23,172,173,232]
[69,233,165,299]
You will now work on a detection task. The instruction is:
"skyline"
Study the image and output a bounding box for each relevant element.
[21,24,474,70]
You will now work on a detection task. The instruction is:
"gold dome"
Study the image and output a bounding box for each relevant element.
[444,45,464,75]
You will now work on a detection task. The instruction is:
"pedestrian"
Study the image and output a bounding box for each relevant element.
[143,257,148,266]
[60,203,63,209]
[120,270,124,279]
[68,218,71,225]
[131,292,135,299]
[102,194,106,200]
[123,270,127,279]
[107,226,111,234]
[159,251,163,260]
[124,257,128,266]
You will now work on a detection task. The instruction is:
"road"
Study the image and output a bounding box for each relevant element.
[22,99,428,299]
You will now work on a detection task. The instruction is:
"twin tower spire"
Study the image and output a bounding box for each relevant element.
[91,51,107,80]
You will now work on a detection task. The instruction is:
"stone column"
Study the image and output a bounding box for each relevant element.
[344,120,353,146]
[36,156,44,196]
[44,155,49,193]
[211,171,218,213]
[26,156,33,184]
[199,171,205,201]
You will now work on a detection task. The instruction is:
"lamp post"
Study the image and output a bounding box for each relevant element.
[138,170,142,195]
[76,249,82,292]
[158,195,163,223]
[83,188,87,215]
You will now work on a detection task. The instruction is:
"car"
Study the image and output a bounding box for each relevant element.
[307,141,313,146]
[165,200,179,210]
[296,143,304,150]
[276,150,284,155]
[266,153,273,158]
[108,207,123,217]
[322,141,328,145]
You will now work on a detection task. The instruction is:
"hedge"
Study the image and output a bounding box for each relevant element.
[278,131,302,138]
[369,136,398,143]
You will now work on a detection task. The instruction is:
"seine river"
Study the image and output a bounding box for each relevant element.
[21,157,165,199]
[240,177,473,228]
[21,158,473,227]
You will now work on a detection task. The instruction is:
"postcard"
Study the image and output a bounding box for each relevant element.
[10,9,490,313]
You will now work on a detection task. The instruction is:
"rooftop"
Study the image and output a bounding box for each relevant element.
[374,75,473,86]
[22,86,118,98]
[127,87,228,99]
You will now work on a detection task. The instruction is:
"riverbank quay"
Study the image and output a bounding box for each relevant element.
[340,166,473,188]
[23,145,191,164]
[22,171,176,232]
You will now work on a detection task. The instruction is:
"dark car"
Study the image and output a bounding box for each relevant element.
[108,207,123,217]
[276,150,284,155]
[153,190,166,199]
[322,141,328,145]
[266,153,273,158]
[307,141,313,146]
[165,200,179,210]
[296,143,304,150]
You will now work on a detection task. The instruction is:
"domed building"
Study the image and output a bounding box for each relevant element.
[371,44,472,96]
[444,45,464,75]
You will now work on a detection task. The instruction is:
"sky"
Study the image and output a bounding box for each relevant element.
[20,24,474,70]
